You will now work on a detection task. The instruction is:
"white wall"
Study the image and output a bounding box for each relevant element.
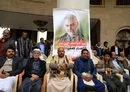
[37,31,47,42]
[0,27,10,38]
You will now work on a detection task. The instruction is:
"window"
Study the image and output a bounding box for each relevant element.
[116,0,130,5]
[90,0,103,5]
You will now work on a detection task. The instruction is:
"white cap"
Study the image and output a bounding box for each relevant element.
[33,48,41,53]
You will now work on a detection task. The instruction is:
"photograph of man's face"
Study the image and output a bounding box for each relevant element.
[64,15,79,37]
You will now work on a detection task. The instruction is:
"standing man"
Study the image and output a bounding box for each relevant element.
[0,46,23,92]
[74,49,105,92]
[125,41,130,57]
[102,41,109,53]
[95,42,103,58]
[111,40,122,56]
[36,38,47,55]
[0,29,15,57]
[60,14,84,42]
[17,31,32,59]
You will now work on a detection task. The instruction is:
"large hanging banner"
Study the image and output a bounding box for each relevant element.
[53,8,91,58]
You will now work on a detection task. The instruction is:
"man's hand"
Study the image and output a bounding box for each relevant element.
[105,68,112,74]
[66,63,74,69]
[30,74,39,80]
[118,69,123,74]
[85,74,93,82]
[30,77,35,81]
[59,63,67,71]
[0,70,9,78]
[81,73,93,82]
[0,73,8,78]
[81,74,87,79]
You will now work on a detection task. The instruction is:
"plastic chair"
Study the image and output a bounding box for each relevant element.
[42,69,74,92]
[12,75,19,92]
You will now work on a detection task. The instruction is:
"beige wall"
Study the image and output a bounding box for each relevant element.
[90,0,130,46]
[0,0,56,15]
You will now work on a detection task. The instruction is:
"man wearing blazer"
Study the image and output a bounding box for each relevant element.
[110,40,122,56]
[0,46,23,92]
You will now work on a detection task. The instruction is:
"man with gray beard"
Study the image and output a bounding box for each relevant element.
[60,14,84,42]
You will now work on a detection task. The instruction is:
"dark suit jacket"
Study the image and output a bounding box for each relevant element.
[24,57,46,78]
[125,46,130,57]
[0,56,23,76]
[74,57,97,78]
[110,45,122,55]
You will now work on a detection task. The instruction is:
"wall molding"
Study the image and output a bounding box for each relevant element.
[22,0,45,4]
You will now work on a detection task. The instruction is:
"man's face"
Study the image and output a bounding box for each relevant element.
[120,52,125,57]
[104,43,108,47]
[104,54,110,61]
[82,50,89,59]
[128,54,130,60]
[93,50,97,56]
[58,48,65,58]
[64,17,78,37]
[33,51,40,59]
[115,41,118,46]
[40,38,44,43]
[97,42,100,46]
[3,30,10,39]
[6,49,15,58]
[22,32,28,39]
[111,52,116,58]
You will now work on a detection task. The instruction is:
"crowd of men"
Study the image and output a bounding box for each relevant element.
[0,29,130,92]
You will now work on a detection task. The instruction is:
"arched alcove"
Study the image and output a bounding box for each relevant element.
[116,29,130,49]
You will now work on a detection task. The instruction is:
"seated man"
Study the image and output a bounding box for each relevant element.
[20,47,46,92]
[111,52,130,86]
[0,46,23,92]
[96,51,126,92]
[125,53,130,67]
[47,47,74,92]
[118,52,130,72]
[74,49,105,92]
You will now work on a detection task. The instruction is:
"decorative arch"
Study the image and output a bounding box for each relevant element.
[116,26,130,49]
[115,26,130,35]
